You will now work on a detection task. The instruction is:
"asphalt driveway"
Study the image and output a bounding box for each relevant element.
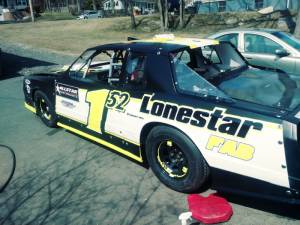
[0,44,300,225]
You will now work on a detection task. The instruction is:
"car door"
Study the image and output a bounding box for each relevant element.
[103,51,150,144]
[55,49,124,134]
[242,33,296,73]
[55,50,97,125]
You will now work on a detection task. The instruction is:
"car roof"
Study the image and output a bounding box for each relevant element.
[87,35,220,55]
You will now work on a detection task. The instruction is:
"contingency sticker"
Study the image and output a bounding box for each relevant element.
[56,83,79,101]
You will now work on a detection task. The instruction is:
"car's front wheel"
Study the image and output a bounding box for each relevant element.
[145,126,210,193]
[34,91,57,128]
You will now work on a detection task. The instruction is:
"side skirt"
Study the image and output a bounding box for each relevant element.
[210,168,300,204]
[57,119,143,163]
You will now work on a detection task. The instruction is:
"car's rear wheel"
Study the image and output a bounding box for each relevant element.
[34,91,57,128]
[0,60,2,76]
[145,126,210,193]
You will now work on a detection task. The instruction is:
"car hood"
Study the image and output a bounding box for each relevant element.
[218,67,300,111]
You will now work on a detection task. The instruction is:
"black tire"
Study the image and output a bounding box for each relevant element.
[34,91,57,128]
[0,61,2,77]
[145,126,209,193]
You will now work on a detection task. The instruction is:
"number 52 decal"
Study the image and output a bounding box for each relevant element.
[106,90,130,112]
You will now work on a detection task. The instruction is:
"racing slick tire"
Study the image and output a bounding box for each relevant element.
[34,91,57,128]
[145,125,209,193]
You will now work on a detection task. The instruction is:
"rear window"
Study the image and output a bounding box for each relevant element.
[170,50,229,99]
[272,31,300,52]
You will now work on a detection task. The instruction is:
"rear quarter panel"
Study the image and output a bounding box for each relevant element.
[112,92,289,189]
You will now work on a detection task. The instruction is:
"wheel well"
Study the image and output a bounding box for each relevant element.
[139,122,191,165]
[140,122,161,166]
[31,89,38,105]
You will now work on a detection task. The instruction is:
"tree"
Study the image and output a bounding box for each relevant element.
[294,6,300,38]
[164,0,168,30]
[110,0,115,14]
[179,0,183,28]
[157,0,165,31]
[128,0,136,29]
[76,0,81,12]
[28,0,34,22]
[92,0,97,10]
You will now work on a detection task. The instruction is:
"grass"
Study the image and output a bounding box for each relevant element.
[0,15,207,55]
[0,11,288,55]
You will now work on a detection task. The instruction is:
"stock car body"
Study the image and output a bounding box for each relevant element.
[24,35,300,203]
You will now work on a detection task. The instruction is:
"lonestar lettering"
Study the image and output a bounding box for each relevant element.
[56,83,79,101]
[140,95,263,138]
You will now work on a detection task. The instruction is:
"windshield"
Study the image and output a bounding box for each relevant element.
[272,31,300,52]
[69,50,95,78]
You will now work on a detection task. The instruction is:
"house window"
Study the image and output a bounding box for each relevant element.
[255,0,263,9]
[218,1,226,12]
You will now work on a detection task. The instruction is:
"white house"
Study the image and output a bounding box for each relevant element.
[188,0,299,13]
[103,0,156,13]
[103,0,124,11]
[0,0,28,10]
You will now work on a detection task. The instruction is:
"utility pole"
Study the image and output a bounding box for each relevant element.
[28,0,34,22]
[164,0,168,30]
[179,0,183,28]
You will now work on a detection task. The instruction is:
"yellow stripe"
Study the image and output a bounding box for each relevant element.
[25,102,36,113]
[134,38,220,49]
[57,122,143,163]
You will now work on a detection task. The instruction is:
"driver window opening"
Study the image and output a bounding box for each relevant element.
[123,52,147,89]
[69,49,125,85]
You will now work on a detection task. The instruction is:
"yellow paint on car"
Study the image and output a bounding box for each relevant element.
[24,102,36,114]
[57,122,143,163]
[133,35,220,49]
[86,89,110,134]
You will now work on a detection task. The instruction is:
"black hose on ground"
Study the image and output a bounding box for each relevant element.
[0,145,16,193]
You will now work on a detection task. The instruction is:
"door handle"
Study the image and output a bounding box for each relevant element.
[245,57,253,60]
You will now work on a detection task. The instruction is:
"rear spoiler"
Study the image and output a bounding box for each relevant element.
[127,37,139,41]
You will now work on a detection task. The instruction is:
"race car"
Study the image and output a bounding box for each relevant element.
[23,34,300,203]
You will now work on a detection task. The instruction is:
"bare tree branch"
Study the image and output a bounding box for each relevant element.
[294,7,300,38]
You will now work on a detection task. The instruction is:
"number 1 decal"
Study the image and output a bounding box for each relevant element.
[86,89,110,134]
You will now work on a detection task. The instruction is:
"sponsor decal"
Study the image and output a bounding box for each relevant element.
[26,84,30,94]
[25,79,31,85]
[56,83,79,101]
[206,135,254,161]
[61,100,76,109]
[140,94,263,138]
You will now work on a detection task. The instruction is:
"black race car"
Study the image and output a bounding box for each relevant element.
[23,35,300,203]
